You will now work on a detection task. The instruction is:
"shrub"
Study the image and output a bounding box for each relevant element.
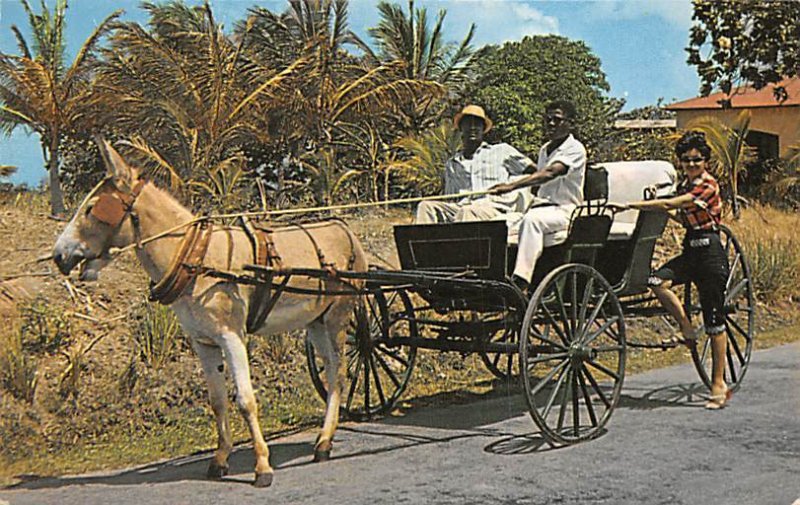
[19,297,72,354]
[0,318,39,403]
[131,299,183,369]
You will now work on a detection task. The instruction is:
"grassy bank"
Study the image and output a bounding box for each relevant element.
[1,199,799,487]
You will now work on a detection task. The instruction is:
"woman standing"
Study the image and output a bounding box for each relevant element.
[624,130,731,410]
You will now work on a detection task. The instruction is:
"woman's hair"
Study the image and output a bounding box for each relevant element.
[675,130,712,160]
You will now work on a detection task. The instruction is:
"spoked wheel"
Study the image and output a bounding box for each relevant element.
[686,225,755,392]
[520,264,626,445]
[479,313,520,380]
[306,287,418,420]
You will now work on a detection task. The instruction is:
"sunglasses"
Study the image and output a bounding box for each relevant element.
[679,156,706,163]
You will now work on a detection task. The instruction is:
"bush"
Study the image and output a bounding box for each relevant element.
[19,297,72,354]
[131,299,183,369]
[0,318,39,403]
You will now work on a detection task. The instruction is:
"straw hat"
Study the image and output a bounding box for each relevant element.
[453,105,493,133]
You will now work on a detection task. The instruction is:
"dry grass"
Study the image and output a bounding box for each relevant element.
[0,196,798,487]
[726,204,800,303]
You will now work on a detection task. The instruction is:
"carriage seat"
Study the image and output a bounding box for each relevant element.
[506,160,676,246]
[600,160,676,240]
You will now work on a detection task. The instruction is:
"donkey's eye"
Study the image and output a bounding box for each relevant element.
[84,204,94,216]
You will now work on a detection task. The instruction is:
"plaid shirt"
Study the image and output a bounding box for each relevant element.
[678,171,722,231]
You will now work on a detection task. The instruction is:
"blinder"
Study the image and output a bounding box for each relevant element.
[89,179,145,228]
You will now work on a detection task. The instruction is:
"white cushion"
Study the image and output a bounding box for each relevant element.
[507,160,677,245]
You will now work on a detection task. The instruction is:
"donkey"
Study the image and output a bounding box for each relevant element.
[52,140,367,487]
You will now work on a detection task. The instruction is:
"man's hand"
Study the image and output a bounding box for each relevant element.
[489,182,516,195]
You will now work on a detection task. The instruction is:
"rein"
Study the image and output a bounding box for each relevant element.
[107,188,493,258]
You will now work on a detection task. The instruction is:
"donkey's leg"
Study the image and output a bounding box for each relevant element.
[307,300,350,462]
[191,339,233,479]
[220,332,273,487]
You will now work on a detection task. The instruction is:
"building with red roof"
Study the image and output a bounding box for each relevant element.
[666,76,800,158]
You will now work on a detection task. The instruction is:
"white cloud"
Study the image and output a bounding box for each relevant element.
[585,0,693,29]
[348,1,559,47]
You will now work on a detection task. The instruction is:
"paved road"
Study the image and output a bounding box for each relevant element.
[3,343,799,505]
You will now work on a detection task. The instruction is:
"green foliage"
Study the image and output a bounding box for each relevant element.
[365,1,483,131]
[0,319,39,403]
[131,299,183,370]
[687,0,800,101]
[393,120,460,195]
[466,35,622,157]
[685,111,755,217]
[763,144,800,207]
[0,0,120,215]
[19,296,72,354]
[598,129,674,164]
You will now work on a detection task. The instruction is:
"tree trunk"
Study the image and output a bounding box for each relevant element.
[46,135,65,216]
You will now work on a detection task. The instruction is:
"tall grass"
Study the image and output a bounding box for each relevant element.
[728,204,800,302]
[131,299,183,369]
[0,317,39,403]
[19,297,72,353]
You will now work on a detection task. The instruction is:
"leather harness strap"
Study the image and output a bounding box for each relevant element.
[242,217,285,333]
[149,219,214,305]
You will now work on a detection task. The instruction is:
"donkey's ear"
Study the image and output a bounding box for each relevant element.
[95,137,137,187]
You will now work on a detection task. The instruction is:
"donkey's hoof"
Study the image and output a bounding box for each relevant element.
[313,448,331,462]
[207,461,229,479]
[253,472,274,488]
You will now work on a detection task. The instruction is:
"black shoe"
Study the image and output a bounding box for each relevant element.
[511,275,530,294]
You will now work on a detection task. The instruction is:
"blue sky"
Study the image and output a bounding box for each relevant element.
[0,0,699,186]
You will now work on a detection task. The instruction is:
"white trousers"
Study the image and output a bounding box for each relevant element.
[513,206,571,282]
[415,199,505,224]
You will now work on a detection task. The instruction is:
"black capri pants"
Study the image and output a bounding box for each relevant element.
[648,230,729,335]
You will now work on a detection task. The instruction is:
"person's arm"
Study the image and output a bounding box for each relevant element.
[489,161,568,195]
[627,193,694,212]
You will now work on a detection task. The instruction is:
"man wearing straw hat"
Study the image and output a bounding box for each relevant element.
[415,105,536,225]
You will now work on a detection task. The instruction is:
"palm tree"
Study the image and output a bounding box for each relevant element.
[0,0,119,215]
[392,120,460,196]
[686,110,755,218]
[93,1,309,209]
[365,0,484,132]
[239,0,443,205]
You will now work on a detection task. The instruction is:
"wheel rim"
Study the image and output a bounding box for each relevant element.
[688,226,755,392]
[520,264,626,445]
[479,313,520,380]
[306,288,418,420]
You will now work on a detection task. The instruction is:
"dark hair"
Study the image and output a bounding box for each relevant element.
[545,100,577,120]
[675,130,712,160]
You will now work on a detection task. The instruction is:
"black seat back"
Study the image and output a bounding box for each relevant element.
[394,221,508,280]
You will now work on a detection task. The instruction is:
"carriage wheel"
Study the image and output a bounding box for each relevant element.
[520,264,626,445]
[479,321,519,380]
[686,225,755,393]
[306,287,418,420]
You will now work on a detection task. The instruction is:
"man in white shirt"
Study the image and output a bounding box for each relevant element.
[489,100,587,291]
[415,105,535,224]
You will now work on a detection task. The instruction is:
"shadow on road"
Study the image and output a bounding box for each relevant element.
[5,380,708,490]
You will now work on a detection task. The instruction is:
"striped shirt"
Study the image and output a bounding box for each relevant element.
[678,171,722,231]
[445,142,535,211]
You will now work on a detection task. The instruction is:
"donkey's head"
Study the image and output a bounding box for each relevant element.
[53,139,144,281]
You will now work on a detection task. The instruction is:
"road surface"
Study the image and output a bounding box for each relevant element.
[2,342,799,505]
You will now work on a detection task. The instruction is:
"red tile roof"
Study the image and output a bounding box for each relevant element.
[667,76,800,110]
